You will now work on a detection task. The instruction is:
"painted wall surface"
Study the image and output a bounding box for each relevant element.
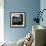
[40,0,46,27]
[4,0,40,42]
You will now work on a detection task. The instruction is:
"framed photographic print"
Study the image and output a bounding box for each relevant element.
[10,12,26,28]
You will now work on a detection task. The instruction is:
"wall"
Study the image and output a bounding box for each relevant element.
[40,0,46,27]
[4,0,40,42]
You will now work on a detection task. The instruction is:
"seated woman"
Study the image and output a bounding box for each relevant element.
[17,32,34,46]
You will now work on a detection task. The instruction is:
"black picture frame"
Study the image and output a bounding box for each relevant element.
[10,12,26,28]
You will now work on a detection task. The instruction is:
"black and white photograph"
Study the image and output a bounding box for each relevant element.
[10,12,26,27]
